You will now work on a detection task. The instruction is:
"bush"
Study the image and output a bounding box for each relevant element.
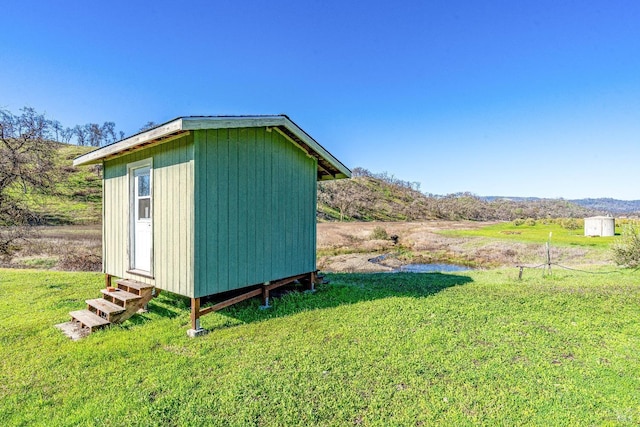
[513,217,537,226]
[612,224,640,268]
[560,218,582,230]
[58,250,102,271]
[369,226,389,240]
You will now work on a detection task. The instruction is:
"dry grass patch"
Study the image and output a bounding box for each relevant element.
[1,225,101,271]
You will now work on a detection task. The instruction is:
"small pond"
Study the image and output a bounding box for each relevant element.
[368,254,472,273]
[393,263,472,273]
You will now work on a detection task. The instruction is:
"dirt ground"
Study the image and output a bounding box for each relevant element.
[317,221,491,272]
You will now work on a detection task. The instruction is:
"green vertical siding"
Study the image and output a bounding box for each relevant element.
[193,128,317,298]
[103,134,195,296]
[102,127,317,300]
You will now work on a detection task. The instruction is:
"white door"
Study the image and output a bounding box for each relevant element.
[132,166,152,272]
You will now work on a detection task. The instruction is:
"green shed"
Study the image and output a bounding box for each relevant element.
[73,115,350,333]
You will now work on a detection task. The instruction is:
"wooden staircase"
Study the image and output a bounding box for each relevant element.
[68,278,156,334]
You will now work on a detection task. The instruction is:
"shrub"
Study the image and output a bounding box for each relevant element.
[58,250,102,271]
[513,219,525,226]
[524,218,536,226]
[612,224,640,268]
[560,218,582,230]
[369,226,389,240]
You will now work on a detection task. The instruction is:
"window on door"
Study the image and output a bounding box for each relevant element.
[129,160,153,274]
[136,172,151,220]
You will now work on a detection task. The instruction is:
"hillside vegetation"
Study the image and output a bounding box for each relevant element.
[318,168,600,222]
[10,144,102,225]
[12,146,634,226]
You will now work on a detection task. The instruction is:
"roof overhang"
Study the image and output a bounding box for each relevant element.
[73,115,351,180]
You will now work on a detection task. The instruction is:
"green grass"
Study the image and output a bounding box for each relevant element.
[17,257,58,269]
[443,221,619,248]
[1,267,639,425]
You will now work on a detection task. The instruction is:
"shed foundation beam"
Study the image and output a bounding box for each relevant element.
[187,297,208,337]
[187,271,317,336]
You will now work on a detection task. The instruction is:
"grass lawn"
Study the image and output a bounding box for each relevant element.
[1,267,639,426]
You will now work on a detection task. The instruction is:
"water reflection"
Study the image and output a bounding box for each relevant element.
[395,263,471,273]
[368,253,472,273]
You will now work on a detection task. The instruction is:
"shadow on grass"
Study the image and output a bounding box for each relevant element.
[120,293,190,328]
[145,272,473,331]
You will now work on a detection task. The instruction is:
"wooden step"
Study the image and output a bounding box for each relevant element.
[101,288,141,306]
[70,309,111,331]
[86,298,125,317]
[116,279,154,295]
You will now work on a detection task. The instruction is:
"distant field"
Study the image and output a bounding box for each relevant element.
[1,267,639,425]
[441,221,618,248]
[317,221,617,272]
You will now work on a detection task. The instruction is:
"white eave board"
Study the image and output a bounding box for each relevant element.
[73,115,351,179]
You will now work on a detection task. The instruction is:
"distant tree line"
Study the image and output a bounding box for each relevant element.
[352,167,422,191]
[1,106,159,148]
[318,168,599,222]
[46,118,124,147]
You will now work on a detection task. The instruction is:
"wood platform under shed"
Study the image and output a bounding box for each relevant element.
[189,271,324,331]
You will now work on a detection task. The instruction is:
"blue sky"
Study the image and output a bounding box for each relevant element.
[2,1,639,199]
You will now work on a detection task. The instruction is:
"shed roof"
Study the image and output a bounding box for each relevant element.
[73,115,351,180]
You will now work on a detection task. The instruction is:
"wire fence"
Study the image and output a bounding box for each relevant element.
[516,262,623,279]
[515,231,630,279]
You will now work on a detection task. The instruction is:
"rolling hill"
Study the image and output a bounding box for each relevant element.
[16,145,639,225]
[14,144,102,225]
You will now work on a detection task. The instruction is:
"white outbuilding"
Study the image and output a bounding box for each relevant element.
[584,216,615,237]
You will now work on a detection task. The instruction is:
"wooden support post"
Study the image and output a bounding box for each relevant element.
[190,297,201,330]
[105,274,112,289]
[191,272,317,327]
[261,283,271,309]
[518,266,524,280]
[307,271,316,292]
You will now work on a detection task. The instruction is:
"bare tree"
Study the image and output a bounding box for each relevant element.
[60,126,75,144]
[73,121,123,146]
[74,124,88,146]
[86,123,102,147]
[101,121,118,144]
[0,107,57,256]
[0,107,55,197]
[50,120,63,142]
[139,121,157,132]
[318,179,367,221]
